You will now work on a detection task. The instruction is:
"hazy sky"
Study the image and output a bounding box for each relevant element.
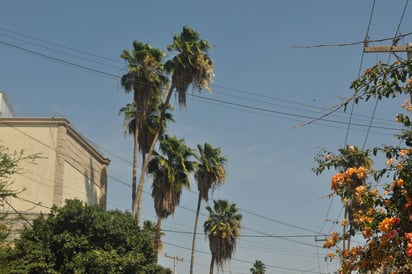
[1,1,411,273]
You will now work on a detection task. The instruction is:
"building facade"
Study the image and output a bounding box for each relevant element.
[0,117,110,222]
[0,92,14,117]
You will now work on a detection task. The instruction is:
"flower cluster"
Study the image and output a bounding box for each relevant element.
[405,233,412,257]
[317,60,412,273]
[330,166,367,191]
[323,231,339,248]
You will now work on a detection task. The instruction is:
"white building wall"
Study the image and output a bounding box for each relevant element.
[0,92,14,117]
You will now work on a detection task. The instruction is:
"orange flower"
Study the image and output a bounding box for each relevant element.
[386,158,396,166]
[323,238,335,248]
[355,185,367,196]
[379,218,393,233]
[365,68,373,74]
[362,227,373,238]
[405,196,412,210]
[331,173,344,190]
[405,235,412,258]
[327,252,335,258]
[370,189,378,196]
[400,149,410,156]
[379,217,399,234]
[359,215,374,224]
[324,231,339,248]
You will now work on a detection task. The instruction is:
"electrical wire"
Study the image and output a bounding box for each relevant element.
[0,30,404,133]
[362,0,410,150]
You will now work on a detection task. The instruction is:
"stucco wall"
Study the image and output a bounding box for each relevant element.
[0,118,109,217]
[0,119,58,213]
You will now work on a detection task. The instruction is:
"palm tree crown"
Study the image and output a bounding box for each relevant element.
[165,26,214,107]
[250,260,266,274]
[204,199,242,274]
[190,143,227,274]
[148,135,196,249]
[121,41,168,127]
[120,41,168,222]
[149,135,196,217]
[195,143,227,201]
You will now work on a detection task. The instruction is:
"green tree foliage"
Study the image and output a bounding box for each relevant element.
[133,26,215,228]
[314,59,412,272]
[0,199,171,274]
[190,143,227,274]
[250,260,266,274]
[148,135,196,249]
[119,99,174,225]
[0,144,38,243]
[120,41,168,223]
[204,199,242,274]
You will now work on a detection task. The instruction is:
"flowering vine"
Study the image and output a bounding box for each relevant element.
[314,59,412,273]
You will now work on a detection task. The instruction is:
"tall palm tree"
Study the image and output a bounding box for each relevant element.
[204,199,242,274]
[120,41,168,223]
[190,143,227,274]
[119,99,174,224]
[250,260,266,274]
[148,135,196,249]
[136,27,214,220]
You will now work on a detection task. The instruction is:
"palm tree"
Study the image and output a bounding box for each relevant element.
[190,143,227,274]
[119,99,174,224]
[136,27,214,221]
[120,41,168,223]
[164,26,214,107]
[148,135,196,249]
[250,260,266,274]
[204,199,242,274]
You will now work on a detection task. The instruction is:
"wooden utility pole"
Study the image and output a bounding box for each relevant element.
[364,44,412,54]
[364,42,412,99]
[165,253,183,274]
[364,42,412,61]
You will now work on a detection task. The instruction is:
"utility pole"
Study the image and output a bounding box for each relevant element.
[165,253,183,274]
[364,41,412,99]
[364,43,412,55]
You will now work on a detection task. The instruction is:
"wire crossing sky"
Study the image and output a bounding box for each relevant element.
[1,1,411,273]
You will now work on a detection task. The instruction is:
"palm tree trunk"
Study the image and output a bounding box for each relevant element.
[209,255,214,274]
[154,216,163,251]
[135,153,146,225]
[190,193,202,274]
[131,131,139,220]
[136,84,175,218]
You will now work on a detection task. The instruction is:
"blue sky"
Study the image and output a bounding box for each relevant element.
[1,1,411,273]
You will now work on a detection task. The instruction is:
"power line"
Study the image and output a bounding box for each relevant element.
[362,0,410,150]
[0,119,325,245]
[0,29,403,133]
[0,39,120,80]
[0,31,121,69]
[0,36,403,135]
[0,26,121,64]
[291,30,412,49]
[162,240,326,274]
[191,94,400,132]
[161,229,326,238]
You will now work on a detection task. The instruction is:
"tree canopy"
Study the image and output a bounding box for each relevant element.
[250,260,266,274]
[0,199,171,274]
[315,59,412,273]
[0,144,38,243]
